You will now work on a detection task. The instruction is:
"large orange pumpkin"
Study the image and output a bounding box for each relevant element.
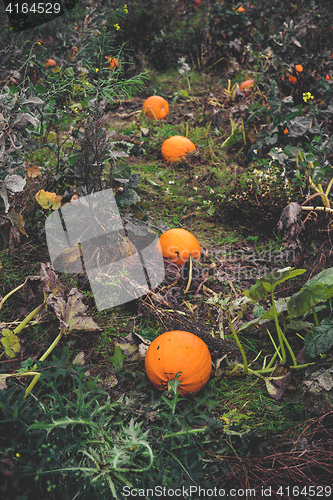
[161,136,196,162]
[145,330,212,395]
[142,96,169,120]
[239,79,255,96]
[158,228,201,266]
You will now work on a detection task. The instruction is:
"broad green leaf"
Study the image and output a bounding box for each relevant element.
[244,268,306,299]
[260,267,306,293]
[288,267,333,317]
[304,319,333,358]
[243,281,268,301]
[260,297,289,320]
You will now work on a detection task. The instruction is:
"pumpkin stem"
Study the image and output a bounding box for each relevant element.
[184,254,193,294]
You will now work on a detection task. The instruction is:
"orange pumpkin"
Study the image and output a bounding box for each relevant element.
[142,96,169,120]
[161,135,196,162]
[145,330,212,395]
[239,79,255,96]
[45,59,57,68]
[158,228,201,266]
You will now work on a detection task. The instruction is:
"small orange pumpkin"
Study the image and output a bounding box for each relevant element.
[158,228,201,266]
[145,330,212,395]
[161,135,196,162]
[239,79,255,96]
[45,58,57,68]
[142,96,169,120]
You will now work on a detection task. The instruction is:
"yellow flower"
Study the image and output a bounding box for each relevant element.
[16,453,20,458]
[114,23,120,31]
[124,4,128,13]
[303,92,314,103]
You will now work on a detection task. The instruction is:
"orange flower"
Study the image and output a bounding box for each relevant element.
[105,56,119,71]
[288,75,297,84]
[283,128,289,134]
[295,64,303,73]
[233,5,245,12]
[325,74,333,81]
[45,58,57,68]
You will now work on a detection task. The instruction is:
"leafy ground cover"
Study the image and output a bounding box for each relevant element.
[0,1,333,499]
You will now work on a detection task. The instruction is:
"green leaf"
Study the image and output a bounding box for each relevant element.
[304,319,333,358]
[286,116,313,138]
[243,281,268,301]
[265,134,278,145]
[244,268,305,301]
[288,267,333,317]
[111,346,124,373]
[68,153,81,167]
[28,417,99,437]
[260,297,289,320]
[1,329,20,357]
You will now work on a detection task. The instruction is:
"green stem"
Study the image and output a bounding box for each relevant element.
[289,362,316,370]
[325,176,333,198]
[0,277,29,311]
[186,72,191,91]
[162,427,207,439]
[38,330,63,363]
[271,292,286,363]
[266,347,281,370]
[241,115,246,144]
[24,373,40,399]
[312,306,319,327]
[24,330,64,399]
[280,330,297,366]
[227,312,248,375]
[265,327,283,363]
[13,302,45,335]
